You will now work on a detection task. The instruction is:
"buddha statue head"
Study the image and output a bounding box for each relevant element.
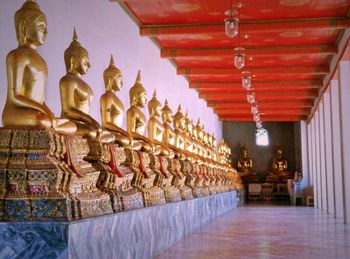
[195,119,203,141]
[202,126,208,146]
[104,55,123,92]
[64,28,90,76]
[173,105,185,132]
[276,148,283,158]
[241,146,248,157]
[212,133,217,148]
[15,0,47,46]
[148,90,162,118]
[162,99,173,124]
[191,119,197,140]
[129,70,147,108]
[207,132,212,147]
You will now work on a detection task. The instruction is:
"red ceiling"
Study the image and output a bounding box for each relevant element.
[119,0,350,122]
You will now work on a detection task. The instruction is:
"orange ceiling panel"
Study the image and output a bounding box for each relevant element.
[119,0,350,122]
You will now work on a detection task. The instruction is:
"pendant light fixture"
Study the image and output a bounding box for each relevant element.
[224,0,239,38]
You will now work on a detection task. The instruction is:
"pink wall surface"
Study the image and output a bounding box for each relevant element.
[0,0,222,140]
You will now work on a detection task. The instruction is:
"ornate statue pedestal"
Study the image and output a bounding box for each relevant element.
[88,143,144,212]
[0,128,113,221]
[0,191,237,258]
[126,150,166,207]
[150,155,181,203]
[266,173,290,183]
[168,158,193,201]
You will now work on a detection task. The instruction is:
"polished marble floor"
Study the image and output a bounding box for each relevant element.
[155,205,350,259]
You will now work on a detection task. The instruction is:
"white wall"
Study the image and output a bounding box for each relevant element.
[0,0,222,140]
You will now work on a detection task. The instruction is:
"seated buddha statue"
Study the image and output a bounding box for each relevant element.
[100,55,141,149]
[195,119,205,158]
[59,29,114,143]
[126,71,153,153]
[237,146,254,174]
[2,0,76,135]
[183,110,194,154]
[162,99,177,149]
[173,105,186,152]
[147,90,173,157]
[271,148,289,175]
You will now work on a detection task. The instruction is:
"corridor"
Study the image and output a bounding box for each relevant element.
[156,205,350,259]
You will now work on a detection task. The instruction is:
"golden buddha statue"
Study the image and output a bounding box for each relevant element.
[59,29,114,143]
[162,99,176,148]
[237,146,253,174]
[100,55,141,149]
[173,105,186,151]
[195,119,205,158]
[272,148,289,175]
[2,0,76,135]
[147,90,173,157]
[126,71,153,153]
[183,110,194,154]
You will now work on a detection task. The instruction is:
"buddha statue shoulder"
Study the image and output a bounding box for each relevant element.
[59,29,114,143]
[237,146,253,173]
[272,148,288,174]
[100,55,141,149]
[2,0,76,135]
[147,90,173,156]
[126,71,152,152]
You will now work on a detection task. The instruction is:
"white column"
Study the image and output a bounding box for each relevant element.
[330,79,344,220]
[300,121,309,190]
[315,110,321,209]
[312,117,317,205]
[339,61,350,223]
[307,122,313,187]
[323,91,335,215]
[319,100,328,211]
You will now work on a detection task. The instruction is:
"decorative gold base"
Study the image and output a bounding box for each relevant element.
[163,186,182,202]
[0,128,113,221]
[208,185,217,195]
[142,186,166,207]
[179,186,193,200]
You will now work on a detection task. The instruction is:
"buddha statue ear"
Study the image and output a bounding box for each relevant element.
[18,19,27,45]
[68,56,75,73]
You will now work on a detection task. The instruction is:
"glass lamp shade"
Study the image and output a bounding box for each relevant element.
[242,76,252,90]
[234,53,245,69]
[247,92,255,104]
[224,18,239,38]
[254,113,261,122]
[251,105,259,115]
[256,121,263,129]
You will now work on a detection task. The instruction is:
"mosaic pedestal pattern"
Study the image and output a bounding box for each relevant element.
[0,191,237,259]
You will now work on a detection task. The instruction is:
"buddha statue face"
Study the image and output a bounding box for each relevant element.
[162,100,173,124]
[148,90,162,118]
[64,29,90,75]
[277,148,283,158]
[104,55,123,92]
[130,70,147,108]
[242,147,247,157]
[173,105,185,131]
[15,0,48,46]
[76,54,90,75]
